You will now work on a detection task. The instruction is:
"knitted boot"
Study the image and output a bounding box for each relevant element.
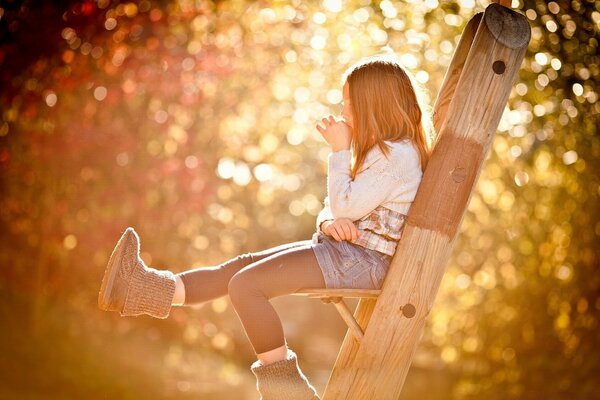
[250,348,320,400]
[98,227,176,319]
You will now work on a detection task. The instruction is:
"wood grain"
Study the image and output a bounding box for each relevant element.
[492,0,512,8]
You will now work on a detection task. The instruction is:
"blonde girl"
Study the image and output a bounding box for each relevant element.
[98,53,432,400]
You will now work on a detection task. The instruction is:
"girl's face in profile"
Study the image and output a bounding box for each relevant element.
[341,82,354,130]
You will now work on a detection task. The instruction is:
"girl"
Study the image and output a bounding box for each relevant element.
[98,53,432,400]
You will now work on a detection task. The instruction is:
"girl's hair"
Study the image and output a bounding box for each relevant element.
[341,53,434,180]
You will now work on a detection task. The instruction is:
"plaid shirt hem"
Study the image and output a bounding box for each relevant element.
[314,205,408,257]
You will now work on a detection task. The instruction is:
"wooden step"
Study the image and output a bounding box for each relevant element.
[292,288,381,299]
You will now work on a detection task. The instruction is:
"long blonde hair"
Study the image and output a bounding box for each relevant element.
[340,53,434,180]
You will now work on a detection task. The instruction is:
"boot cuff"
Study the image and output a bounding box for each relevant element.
[122,263,176,319]
[250,349,319,400]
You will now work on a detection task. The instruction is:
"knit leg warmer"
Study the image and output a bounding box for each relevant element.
[121,261,176,319]
[250,348,320,400]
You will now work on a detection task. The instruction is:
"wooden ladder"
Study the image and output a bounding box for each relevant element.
[291,1,530,399]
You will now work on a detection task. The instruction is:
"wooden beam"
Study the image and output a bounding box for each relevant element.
[492,0,512,8]
[432,12,483,138]
[321,3,530,399]
[330,297,365,342]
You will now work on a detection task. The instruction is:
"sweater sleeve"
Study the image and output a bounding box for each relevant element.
[326,149,397,221]
[315,195,334,232]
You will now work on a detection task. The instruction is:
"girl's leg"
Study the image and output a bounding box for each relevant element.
[175,239,313,305]
[226,244,326,360]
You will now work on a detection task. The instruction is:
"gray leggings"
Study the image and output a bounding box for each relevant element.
[177,240,326,354]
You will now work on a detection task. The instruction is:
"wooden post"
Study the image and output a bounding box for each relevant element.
[321,4,530,399]
[493,0,512,7]
[432,12,483,135]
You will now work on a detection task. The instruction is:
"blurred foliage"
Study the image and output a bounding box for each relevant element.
[0,0,598,399]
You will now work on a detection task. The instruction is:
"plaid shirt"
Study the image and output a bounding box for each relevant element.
[312,202,408,257]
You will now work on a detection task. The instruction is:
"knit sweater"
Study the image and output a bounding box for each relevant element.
[312,139,423,255]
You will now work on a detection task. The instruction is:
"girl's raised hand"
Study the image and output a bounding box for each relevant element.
[316,115,352,152]
[322,218,359,242]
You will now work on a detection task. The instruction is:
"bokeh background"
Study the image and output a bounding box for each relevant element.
[0,0,598,399]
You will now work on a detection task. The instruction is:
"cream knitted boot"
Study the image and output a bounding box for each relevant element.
[250,348,320,400]
[98,227,176,319]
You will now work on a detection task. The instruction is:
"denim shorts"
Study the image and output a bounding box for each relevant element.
[310,231,393,289]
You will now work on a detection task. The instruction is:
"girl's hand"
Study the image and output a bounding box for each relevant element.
[316,115,352,152]
[322,218,359,242]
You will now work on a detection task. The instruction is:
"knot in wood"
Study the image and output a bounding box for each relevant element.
[322,296,342,304]
[451,167,466,183]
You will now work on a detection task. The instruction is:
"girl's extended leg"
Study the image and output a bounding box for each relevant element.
[175,239,314,305]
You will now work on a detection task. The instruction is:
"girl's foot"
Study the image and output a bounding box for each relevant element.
[98,227,176,319]
[251,348,320,400]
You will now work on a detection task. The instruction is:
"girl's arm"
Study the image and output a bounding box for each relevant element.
[326,149,399,221]
[315,196,358,241]
[315,196,334,233]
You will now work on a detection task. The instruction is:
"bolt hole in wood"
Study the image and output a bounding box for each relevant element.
[492,60,506,74]
[451,167,466,183]
[401,303,416,318]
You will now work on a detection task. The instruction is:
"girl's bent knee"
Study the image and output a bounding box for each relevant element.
[228,270,268,304]
[227,272,248,301]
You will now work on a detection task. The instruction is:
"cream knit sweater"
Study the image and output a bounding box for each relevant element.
[316,139,423,230]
